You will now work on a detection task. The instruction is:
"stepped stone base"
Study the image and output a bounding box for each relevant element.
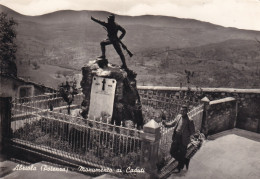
[80,59,144,129]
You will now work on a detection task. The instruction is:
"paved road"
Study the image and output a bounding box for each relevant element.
[169,129,260,179]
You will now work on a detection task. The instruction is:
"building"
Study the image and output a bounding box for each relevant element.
[0,74,56,99]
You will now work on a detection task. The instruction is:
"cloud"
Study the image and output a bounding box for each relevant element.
[1,0,73,15]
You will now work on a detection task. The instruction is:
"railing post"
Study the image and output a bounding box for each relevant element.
[0,97,12,153]
[140,119,161,178]
[201,97,210,137]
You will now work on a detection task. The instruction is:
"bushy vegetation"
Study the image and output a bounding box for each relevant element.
[32,61,40,70]
[13,118,142,171]
[0,12,17,76]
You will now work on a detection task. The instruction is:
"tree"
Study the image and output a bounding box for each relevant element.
[32,61,40,70]
[56,71,62,78]
[58,80,78,115]
[0,12,17,76]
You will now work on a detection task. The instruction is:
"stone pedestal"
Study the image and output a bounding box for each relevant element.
[140,119,161,178]
[80,59,144,128]
[201,97,210,137]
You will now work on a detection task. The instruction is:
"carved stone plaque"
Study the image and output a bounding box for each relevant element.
[88,76,117,119]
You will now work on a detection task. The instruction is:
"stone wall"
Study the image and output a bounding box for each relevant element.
[138,86,260,133]
[206,97,237,135]
[236,96,260,133]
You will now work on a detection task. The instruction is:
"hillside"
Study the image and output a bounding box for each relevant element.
[1,5,260,88]
[130,39,260,88]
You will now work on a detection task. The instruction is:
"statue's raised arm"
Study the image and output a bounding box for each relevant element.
[91,16,106,26]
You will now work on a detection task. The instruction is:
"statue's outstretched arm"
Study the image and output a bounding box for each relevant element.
[91,16,106,26]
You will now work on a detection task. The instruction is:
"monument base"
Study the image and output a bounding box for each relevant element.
[96,58,108,68]
[80,58,144,129]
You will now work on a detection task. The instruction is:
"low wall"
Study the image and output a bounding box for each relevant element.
[138,86,260,133]
[207,97,237,135]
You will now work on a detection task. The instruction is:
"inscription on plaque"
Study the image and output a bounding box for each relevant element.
[88,76,117,119]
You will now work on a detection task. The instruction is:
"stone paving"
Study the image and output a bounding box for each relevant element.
[169,129,260,179]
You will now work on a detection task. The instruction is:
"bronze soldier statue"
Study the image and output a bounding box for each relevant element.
[91,14,128,69]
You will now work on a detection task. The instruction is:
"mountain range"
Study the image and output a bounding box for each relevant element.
[1,4,260,88]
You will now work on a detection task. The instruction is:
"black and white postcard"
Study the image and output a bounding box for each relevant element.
[1,0,260,179]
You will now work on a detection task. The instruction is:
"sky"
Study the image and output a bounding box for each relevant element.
[0,0,260,31]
